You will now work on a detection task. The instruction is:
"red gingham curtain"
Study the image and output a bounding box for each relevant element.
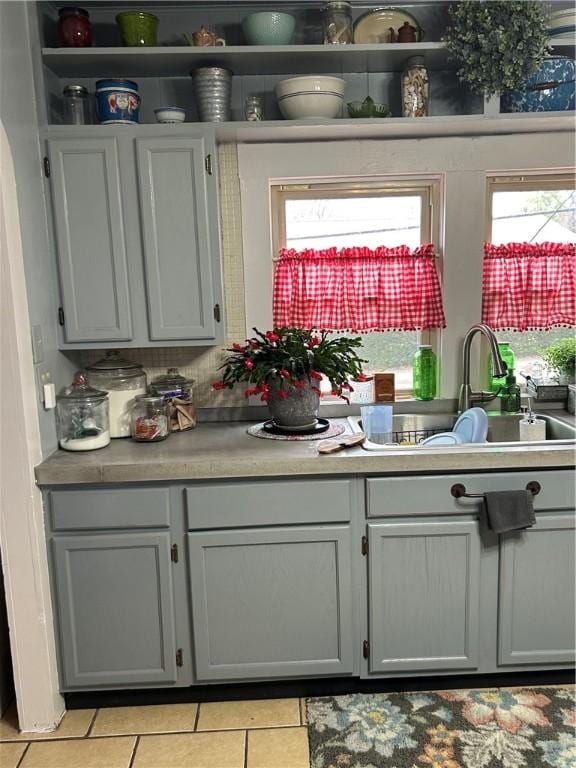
[482,242,576,331]
[273,244,446,332]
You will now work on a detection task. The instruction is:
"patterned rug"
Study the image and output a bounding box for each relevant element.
[306,687,575,768]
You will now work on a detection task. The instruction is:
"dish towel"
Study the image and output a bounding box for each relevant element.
[483,490,536,533]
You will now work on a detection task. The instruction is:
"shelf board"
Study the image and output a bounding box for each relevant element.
[44,112,575,143]
[42,43,454,77]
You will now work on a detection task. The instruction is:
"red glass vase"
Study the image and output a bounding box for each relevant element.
[57,7,92,47]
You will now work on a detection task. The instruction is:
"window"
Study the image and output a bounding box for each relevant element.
[271,178,442,391]
[486,173,575,379]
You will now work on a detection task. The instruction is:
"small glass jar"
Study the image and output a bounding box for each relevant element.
[321,1,353,44]
[412,345,437,400]
[131,395,169,442]
[401,56,429,117]
[56,372,110,451]
[149,368,196,432]
[244,95,264,121]
[57,7,92,47]
[63,85,90,125]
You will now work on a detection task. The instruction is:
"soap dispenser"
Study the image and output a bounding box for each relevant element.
[501,369,521,413]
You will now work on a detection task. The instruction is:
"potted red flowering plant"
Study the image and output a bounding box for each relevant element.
[213,327,366,427]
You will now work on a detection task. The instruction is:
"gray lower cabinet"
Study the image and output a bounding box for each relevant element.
[368,519,481,673]
[52,532,178,688]
[187,526,354,681]
[498,512,576,666]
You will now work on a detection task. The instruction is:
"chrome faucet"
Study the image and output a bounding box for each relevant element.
[458,323,507,413]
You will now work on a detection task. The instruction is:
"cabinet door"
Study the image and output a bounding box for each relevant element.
[47,138,133,342]
[499,512,575,666]
[52,532,177,688]
[188,526,354,681]
[368,520,481,672]
[136,136,221,341]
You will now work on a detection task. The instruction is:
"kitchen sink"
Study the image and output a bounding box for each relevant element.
[346,412,576,449]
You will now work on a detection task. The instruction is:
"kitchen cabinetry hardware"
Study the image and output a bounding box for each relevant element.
[176,648,183,667]
[43,156,50,177]
[363,640,370,659]
[213,303,221,322]
[361,535,368,555]
[451,480,541,499]
[58,307,65,326]
[171,543,179,563]
[205,153,212,175]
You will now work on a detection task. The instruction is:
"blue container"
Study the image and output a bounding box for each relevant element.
[501,56,575,113]
[95,79,140,124]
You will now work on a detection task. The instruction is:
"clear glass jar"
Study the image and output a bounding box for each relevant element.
[401,56,429,117]
[149,368,197,432]
[244,95,264,121]
[86,351,147,438]
[63,84,90,125]
[412,345,437,400]
[488,341,515,392]
[322,1,353,44]
[56,372,110,451]
[130,395,169,442]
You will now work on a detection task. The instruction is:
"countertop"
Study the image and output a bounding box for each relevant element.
[35,415,576,486]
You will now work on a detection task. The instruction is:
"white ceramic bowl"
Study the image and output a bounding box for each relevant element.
[275,75,345,119]
[154,106,186,123]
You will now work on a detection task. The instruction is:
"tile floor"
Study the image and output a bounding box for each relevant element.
[0,698,310,768]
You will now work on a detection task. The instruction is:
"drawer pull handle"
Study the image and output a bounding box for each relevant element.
[451,481,541,499]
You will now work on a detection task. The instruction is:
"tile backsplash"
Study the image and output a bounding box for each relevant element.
[80,143,247,409]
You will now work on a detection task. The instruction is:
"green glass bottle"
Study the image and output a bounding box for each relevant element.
[501,369,521,413]
[413,345,437,400]
[489,341,515,392]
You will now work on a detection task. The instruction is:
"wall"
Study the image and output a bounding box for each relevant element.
[237,133,574,399]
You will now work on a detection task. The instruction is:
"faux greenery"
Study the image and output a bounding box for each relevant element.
[542,337,576,381]
[213,327,367,401]
[443,1,550,96]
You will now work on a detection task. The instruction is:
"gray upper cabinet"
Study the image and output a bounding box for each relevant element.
[499,512,576,666]
[47,137,133,343]
[187,525,354,681]
[52,532,178,689]
[368,519,481,673]
[136,136,219,341]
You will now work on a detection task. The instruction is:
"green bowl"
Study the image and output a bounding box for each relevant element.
[347,100,391,118]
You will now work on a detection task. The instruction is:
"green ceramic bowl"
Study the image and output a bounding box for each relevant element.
[347,99,391,118]
[116,11,159,47]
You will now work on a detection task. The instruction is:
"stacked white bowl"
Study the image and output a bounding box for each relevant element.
[275,75,346,119]
[547,7,576,41]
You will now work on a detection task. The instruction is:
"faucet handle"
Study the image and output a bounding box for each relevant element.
[472,389,501,404]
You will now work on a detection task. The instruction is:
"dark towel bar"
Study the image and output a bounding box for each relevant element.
[451,481,541,499]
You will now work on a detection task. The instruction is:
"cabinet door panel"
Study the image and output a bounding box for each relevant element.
[48,138,133,342]
[52,532,177,688]
[369,520,481,672]
[136,136,219,340]
[188,526,354,681]
[499,513,575,666]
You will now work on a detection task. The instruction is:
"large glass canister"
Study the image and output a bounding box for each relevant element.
[149,368,197,432]
[488,341,515,392]
[412,344,437,400]
[56,372,110,451]
[130,395,170,442]
[322,1,353,44]
[401,56,429,117]
[85,351,147,438]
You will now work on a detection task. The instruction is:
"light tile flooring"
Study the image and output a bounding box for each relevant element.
[0,698,310,768]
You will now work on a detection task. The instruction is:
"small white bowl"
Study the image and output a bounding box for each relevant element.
[154,106,186,123]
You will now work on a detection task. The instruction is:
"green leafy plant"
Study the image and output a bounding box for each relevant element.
[443,1,550,96]
[542,337,576,382]
[213,327,367,401]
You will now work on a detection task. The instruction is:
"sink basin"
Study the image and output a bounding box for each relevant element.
[347,412,576,449]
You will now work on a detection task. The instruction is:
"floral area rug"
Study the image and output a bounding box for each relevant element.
[306,687,575,768]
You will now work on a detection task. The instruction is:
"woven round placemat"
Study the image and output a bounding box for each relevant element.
[247,421,346,441]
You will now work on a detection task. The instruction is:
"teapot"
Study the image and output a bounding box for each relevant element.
[397,21,423,43]
[183,27,226,47]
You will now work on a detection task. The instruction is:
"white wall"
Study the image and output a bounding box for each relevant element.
[238,133,574,398]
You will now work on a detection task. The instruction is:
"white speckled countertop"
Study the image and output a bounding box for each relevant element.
[35,416,576,486]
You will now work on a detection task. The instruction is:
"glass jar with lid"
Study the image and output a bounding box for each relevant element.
[321,1,353,44]
[85,351,147,438]
[63,85,91,125]
[149,368,197,432]
[401,56,430,117]
[57,6,92,47]
[131,395,170,442]
[56,372,110,451]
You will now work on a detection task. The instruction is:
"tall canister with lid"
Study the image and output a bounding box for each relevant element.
[86,351,147,438]
[412,344,437,400]
[402,56,429,117]
[149,368,196,432]
[56,372,110,451]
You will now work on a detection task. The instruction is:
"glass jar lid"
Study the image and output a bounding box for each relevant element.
[57,372,108,403]
[134,394,165,405]
[405,55,426,68]
[63,84,89,96]
[322,1,351,8]
[86,350,143,377]
[150,367,194,396]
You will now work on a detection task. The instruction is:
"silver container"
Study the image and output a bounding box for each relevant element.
[191,67,232,122]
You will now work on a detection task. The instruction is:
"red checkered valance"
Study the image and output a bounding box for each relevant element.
[482,242,576,331]
[272,244,446,332]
